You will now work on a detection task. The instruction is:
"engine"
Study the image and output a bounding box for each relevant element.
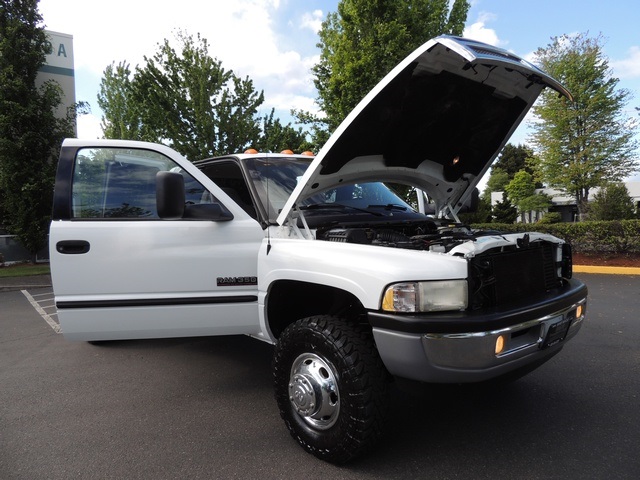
[319,222,573,311]
[318,221,478,253]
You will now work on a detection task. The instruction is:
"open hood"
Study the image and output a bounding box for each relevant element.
[277,35,570,225]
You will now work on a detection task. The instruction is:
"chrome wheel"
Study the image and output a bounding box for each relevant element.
[289,353,340,430]
[273,316,390,463]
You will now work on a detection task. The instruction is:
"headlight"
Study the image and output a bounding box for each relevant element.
[382,280,468,313]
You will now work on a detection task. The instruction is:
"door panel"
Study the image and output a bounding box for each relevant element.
[50,140,264,341]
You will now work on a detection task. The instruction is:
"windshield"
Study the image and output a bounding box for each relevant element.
[243,157,414,223]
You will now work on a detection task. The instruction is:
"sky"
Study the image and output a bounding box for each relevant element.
[38,0,640,182]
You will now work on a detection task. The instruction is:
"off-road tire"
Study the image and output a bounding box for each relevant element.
[273,316,390,463]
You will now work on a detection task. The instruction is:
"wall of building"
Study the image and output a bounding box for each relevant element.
[38,30,76,130]
[490,182,640,223]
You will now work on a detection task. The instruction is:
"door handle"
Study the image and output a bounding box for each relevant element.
[56,240,90,255]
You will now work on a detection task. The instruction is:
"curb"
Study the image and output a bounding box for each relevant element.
[573,265,640,275]
[0,274,53,292]
[0,284,52,292]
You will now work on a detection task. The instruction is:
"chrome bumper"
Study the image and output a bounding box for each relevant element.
[372,298,586,383]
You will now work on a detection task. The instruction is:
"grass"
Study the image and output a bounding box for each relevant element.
[0,263,50,278]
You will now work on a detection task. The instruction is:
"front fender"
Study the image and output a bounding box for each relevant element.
[258,238,468,310]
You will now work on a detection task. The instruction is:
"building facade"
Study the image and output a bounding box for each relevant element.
[490,182,640,223]
[38,30,76,131]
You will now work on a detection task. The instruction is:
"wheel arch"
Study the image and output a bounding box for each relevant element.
[266,280,368,339]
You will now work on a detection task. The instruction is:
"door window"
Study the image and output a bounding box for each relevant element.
[71,148,212,219]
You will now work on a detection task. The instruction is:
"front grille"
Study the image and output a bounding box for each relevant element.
[468,242,561,310]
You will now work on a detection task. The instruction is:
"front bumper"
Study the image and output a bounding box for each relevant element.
[369,278,587,383]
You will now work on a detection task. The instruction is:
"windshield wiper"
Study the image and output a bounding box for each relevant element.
[300,203,383,216]
[367,204,409,211]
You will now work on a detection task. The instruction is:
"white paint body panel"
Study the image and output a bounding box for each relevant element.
[258,235,468,312]
[50,218,265,340]
[51,139,266,340]
[50,35,572,344]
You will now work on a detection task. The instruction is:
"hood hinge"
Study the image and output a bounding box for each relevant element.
[286,207,314,240]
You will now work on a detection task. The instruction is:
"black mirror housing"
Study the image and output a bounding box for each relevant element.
[156,171,186,219]
[184,203,233,221]
[157,171,234,221]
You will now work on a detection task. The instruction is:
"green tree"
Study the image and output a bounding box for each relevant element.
[483,144,541,205]
[505,171,536,206]
[505,170,551,223]
[481,167,509,203]
[492,192,517,224]
[493,144,541,185]
[99,32,309,158]
[302,0,469,140]
[589,182,636,221]
[254,109,312,154]
[134,32,265,159]
[97,62,142,139]
[101,32,264,159]
[0,0,77,260]
[530,33,638,219]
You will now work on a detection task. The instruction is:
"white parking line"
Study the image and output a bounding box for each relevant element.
[21,289,61,334]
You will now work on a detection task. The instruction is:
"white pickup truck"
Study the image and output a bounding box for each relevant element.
[50,36,587,463]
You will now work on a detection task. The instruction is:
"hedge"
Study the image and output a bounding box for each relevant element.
[471,220,640,255]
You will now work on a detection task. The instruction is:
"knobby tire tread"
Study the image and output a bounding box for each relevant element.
[273,315,390,463]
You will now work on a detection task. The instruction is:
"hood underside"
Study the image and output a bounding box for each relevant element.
[278,36,570,225]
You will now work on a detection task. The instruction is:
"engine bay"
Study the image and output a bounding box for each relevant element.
[317,219,484,253]
[317,218,573,312]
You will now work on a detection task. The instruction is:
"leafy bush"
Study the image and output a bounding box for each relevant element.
[589,183,636,221]
[537,212,562,224]
[471,220,640,254]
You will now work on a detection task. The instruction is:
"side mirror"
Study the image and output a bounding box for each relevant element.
[184,203,233,221]
[156,171,185,219]
[156,171,234,221]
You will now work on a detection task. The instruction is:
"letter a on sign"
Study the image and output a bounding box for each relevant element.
[58,43,67,57]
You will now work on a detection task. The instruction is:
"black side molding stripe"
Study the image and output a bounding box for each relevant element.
[57,295,258,310]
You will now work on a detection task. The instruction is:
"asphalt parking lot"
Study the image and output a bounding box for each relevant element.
[1,273,639,479]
